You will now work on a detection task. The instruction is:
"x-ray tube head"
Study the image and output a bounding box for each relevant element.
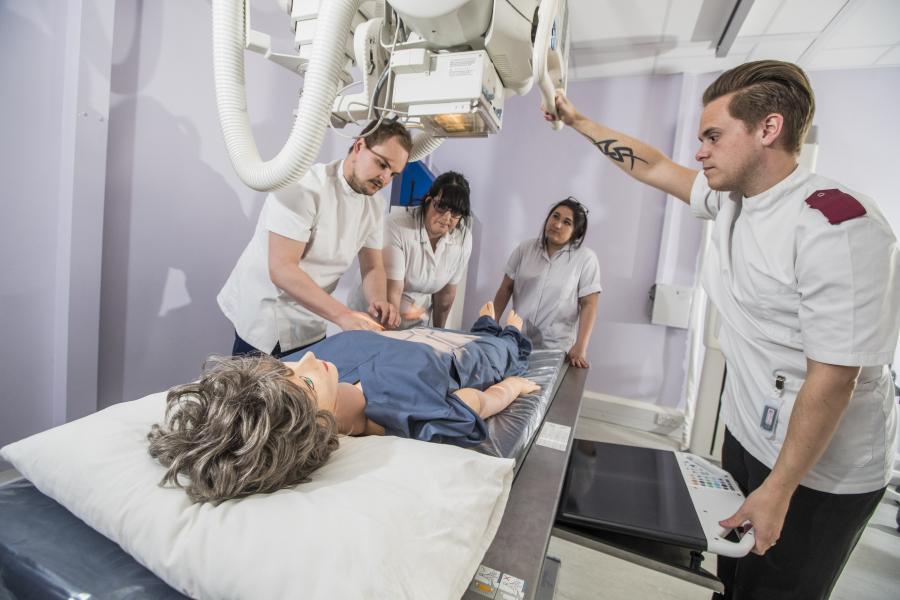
[392,49,505,137]
[432,113,489,135]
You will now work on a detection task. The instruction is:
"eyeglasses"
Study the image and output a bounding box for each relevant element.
[362,143,401,177]
[563,196,590,216]
[433,204,463,220]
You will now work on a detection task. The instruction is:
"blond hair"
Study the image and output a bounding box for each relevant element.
[148,354,339,504]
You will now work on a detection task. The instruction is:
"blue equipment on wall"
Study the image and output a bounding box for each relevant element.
[390,161,435,208]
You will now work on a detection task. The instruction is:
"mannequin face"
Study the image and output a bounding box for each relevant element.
[544,205,575,248]
[423,192,462,238]
[284,351,339,412]
[344,136,409,195]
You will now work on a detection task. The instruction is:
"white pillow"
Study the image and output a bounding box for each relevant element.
[1,392,514,599]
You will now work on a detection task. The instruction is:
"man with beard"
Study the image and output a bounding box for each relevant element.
[219,120,410,357]
[544,61,899,599]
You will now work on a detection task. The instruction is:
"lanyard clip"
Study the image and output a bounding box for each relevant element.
[774,375,785,397]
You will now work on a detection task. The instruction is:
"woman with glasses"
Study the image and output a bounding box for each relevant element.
[492,197,601,368]
[350,171,473,329]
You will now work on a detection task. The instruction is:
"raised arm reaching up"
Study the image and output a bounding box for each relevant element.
[544,90,697,204]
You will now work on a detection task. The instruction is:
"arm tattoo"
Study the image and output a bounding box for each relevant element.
[592,138,648,170]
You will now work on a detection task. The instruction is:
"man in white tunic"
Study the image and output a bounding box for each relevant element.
[545,61,899,599]
[218,121,409,356]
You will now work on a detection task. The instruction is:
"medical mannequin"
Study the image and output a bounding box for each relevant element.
[217,120,409,358]
[350,171,473,329]
[545,60,899,600]
[148,303,537,504]
[493,198,602,368]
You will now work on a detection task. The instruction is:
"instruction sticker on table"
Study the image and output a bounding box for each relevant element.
[536,421,571,452]
[469,564,525,599]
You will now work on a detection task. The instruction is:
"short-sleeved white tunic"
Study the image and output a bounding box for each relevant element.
[504,238,602,350]
[691,166,900,494]
[218,159,385,350]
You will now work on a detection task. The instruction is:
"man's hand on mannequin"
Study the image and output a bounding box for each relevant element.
[368,300,399,329]
[335,310,384,332]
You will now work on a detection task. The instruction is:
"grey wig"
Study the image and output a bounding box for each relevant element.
[148,354,339,504]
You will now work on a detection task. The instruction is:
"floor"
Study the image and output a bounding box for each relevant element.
[548,418,900,600]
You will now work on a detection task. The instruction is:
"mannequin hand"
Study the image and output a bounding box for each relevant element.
[566,345,590,368]
[719,481,792,555]
[368,300,400,329]
[506,376,541,397]
[335,310,384,333]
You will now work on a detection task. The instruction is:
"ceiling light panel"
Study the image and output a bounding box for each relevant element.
[807,46,889,69]
[571,56,658,80]
[766,0,849,34]
[654,53,748,75]
[822,0,900,48]
[875,45,900,65]
[737,0,785,37]
[570,0,668,42]
[747,38,815,62]
[662,0,705,41]
[655,41,719,59]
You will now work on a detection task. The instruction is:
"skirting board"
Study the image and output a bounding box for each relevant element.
[580,391,686,444]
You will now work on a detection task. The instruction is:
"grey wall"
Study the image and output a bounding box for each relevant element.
[810,67,900,363]
[0,2,69,466]
[98,0,353,409]
[809,68,900,234]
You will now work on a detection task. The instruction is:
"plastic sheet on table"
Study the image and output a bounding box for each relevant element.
[474,349,567,465]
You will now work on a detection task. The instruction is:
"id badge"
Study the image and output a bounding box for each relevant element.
[761,374,786,440]
[760,400,779,439]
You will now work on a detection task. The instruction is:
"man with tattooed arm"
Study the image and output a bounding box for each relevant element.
[545,60,899,600]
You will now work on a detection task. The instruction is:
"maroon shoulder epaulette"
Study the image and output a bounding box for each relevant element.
[805,189,866,225]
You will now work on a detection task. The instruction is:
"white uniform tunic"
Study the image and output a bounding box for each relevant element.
[349,209,473,328]
[218,159,385,351]
[504,239,602,350]
[692,166,900,494]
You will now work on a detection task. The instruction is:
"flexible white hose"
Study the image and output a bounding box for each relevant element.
[212,0,362,191]
[532,0,563,131]
[409,133,444,163]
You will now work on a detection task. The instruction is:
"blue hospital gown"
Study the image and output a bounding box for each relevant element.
[282,317,531,447]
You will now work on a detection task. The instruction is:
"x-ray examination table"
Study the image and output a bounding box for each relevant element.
[1,346,745,600]
[0,350,578,599]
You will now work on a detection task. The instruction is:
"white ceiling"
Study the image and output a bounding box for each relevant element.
[566,0,900,80]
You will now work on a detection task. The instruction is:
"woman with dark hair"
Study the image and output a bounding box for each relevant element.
[148,303,537,504]
[350,171,473,329]
[492,197,602,368]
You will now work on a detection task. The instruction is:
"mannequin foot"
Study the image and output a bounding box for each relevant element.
[504,310,523,331]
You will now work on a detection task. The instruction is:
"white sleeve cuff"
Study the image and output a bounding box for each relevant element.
[805,347,895,368]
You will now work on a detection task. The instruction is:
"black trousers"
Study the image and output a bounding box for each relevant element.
[231,330,322,358]
[714,429,884,600]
